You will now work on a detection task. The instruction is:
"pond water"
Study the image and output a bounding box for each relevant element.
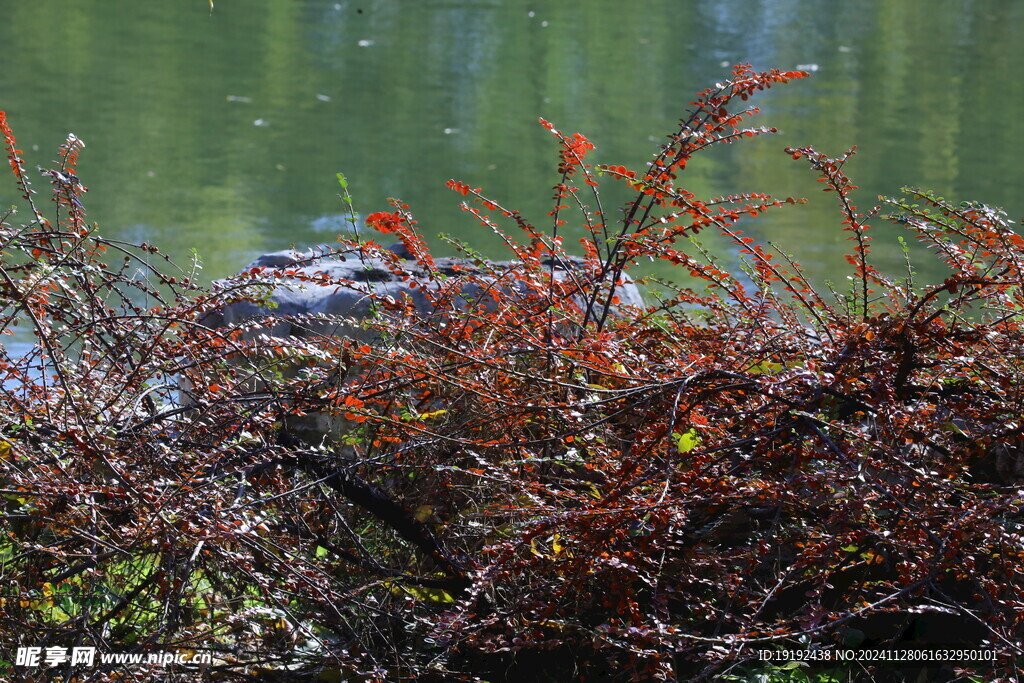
[1,0,1022,288]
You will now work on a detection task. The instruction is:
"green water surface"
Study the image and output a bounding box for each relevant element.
[1,0,1021,287]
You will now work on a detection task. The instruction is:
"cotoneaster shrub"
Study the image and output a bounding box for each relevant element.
[1,65,1022,681]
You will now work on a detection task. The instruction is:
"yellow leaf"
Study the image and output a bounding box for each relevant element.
[676,428,701,453]
[551,533,564,556]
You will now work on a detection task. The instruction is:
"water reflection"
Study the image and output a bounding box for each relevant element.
[0,0,1019,290]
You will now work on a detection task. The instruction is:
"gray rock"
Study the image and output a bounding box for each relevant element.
[199,246,644,443]
[205,247,644,341]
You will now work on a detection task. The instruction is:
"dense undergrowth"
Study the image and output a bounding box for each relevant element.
[1,66,1023,681]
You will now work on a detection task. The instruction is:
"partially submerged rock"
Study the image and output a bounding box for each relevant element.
[203,246,645,342]
[198,246,645,443]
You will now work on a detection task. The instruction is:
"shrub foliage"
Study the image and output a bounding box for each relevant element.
[1,66,1022,680]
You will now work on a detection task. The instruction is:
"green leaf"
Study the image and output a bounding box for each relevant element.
[337,172,354,209]
[390,584,454,603]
